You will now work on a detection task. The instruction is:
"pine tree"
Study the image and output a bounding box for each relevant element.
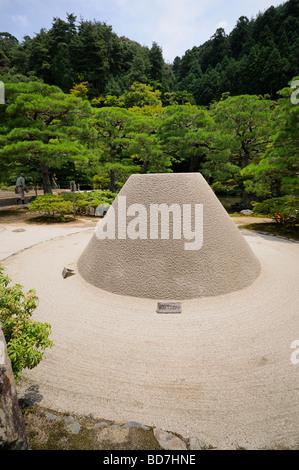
[149,42,164,82]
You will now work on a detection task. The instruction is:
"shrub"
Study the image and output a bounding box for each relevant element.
[28,191,117,218]
[61,190,116,215]
[29,194,73,217]
[0,267,53,381]
[252,196,299,225]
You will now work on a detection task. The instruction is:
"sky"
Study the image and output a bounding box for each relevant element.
[0,0,285,63]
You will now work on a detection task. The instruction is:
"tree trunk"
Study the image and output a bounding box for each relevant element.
[40,162,52,194]
[189,154,200,172]
[109,171,117,193]
[0,328,28,450]
[142,160,150,174]
[241,143,251,168]
[240,191,253,210]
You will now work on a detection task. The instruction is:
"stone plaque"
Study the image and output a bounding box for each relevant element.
[157,302,182,314]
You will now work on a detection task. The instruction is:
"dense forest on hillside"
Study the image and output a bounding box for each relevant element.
[174,0,299,104]
[0,14,173,100]
[0,0,298,103]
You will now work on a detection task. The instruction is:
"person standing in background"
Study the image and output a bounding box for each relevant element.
[52,173,58,189]
[15,173,27,205]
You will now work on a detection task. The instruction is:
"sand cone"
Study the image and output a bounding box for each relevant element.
[78,173,260,299]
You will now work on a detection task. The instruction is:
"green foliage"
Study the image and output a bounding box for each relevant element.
[70,81,89,100]
[157,105,217,173]
[93,163,138,191]
[71,191,116,215]
[163,90,195,106]
[1,1,298,105]
[0,267,53,381]
[93,174,111,190]
[88,106,171,191]
[0,15,174,98]
[252,196,299,224]
[122,82,162,109]
[173,1,298,104]
[62,190,116,204]
[148,42,164,82]
[0,31,298,209]
[28,194,73,217]
[0,81,92,193]
[242,77,299,198]
[210,94,276,167]
[91,95,123,108]
[28,191,117,217]
[205,94,277,196]
[211,181,229,194]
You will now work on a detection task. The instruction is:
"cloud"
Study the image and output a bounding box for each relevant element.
[11,14,29,27]
[217,20,229,30]
[152,0,221,61]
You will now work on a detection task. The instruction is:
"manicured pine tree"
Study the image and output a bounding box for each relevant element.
[0,82,92,193]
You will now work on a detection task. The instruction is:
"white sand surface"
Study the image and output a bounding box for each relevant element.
[1,227,298,449]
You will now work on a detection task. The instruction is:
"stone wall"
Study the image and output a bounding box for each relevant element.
[0,327,28,450]
[0,196,34,207]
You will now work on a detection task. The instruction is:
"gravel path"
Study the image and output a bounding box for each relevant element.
[0,222,94,261]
